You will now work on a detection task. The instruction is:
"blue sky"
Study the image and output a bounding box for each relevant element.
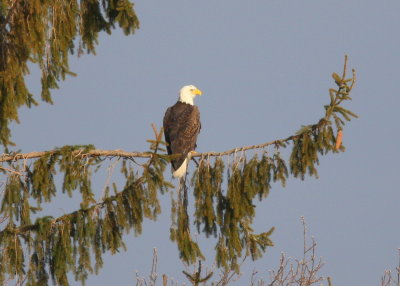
[9,0,400,285]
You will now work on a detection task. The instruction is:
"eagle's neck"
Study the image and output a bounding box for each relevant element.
[179,94,194,105]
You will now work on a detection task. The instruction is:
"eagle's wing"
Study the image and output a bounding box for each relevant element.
[163,103,201,170]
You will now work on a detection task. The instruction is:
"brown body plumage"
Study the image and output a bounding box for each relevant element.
[163,102,201,175]
[163,85,202,178]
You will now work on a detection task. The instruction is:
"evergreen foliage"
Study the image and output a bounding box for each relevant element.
[0,58,357,285]
[1,131,172,285]
[0,0,139,149]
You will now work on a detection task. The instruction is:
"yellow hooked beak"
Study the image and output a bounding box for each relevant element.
[192,88,202,96]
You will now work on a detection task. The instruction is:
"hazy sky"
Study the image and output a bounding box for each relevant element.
[10,0,400,285]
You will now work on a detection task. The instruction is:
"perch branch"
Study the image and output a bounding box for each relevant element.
[0,135,295,164]
[0,56,355,164]
[0,149,153,163]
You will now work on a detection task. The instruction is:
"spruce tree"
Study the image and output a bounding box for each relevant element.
[0,0,139,149]
[0,1,358,285]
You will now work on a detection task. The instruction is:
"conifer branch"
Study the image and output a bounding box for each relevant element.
[0,133,305,164]
[9,174,144,235]
[0,129,312,163]
[0,150,164,235]
[194,136,295,158]
[0,56,357,284]
[1,56,356,165]
[0,56,356,237]
[0,129,308,165]
[0,149,153,163]
[0,106,341,164]
[0,0,140,148]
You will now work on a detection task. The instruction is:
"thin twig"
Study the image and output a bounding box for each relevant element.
[0,165,24,176]
[266,217,326,286]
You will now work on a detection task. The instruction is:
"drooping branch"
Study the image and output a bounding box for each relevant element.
[0,125,171,232]
[0,128,172,285]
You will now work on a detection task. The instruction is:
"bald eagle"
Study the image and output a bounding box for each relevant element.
[163,85,202,178]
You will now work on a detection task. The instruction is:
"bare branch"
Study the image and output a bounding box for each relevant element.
[381,249,400,286]
[0,136,294,164]
[264,217,327,286]
[0,149,153,163]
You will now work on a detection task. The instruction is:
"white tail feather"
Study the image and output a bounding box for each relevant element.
[172,158,188,178]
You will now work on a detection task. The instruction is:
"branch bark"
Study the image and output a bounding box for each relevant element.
[0,135,296,164]
[0,149,153,162]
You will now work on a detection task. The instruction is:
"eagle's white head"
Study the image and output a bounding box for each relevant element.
[179,85,202,105]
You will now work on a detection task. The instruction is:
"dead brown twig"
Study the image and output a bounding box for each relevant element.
[250,217,330,286]
[381,249,400,286]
